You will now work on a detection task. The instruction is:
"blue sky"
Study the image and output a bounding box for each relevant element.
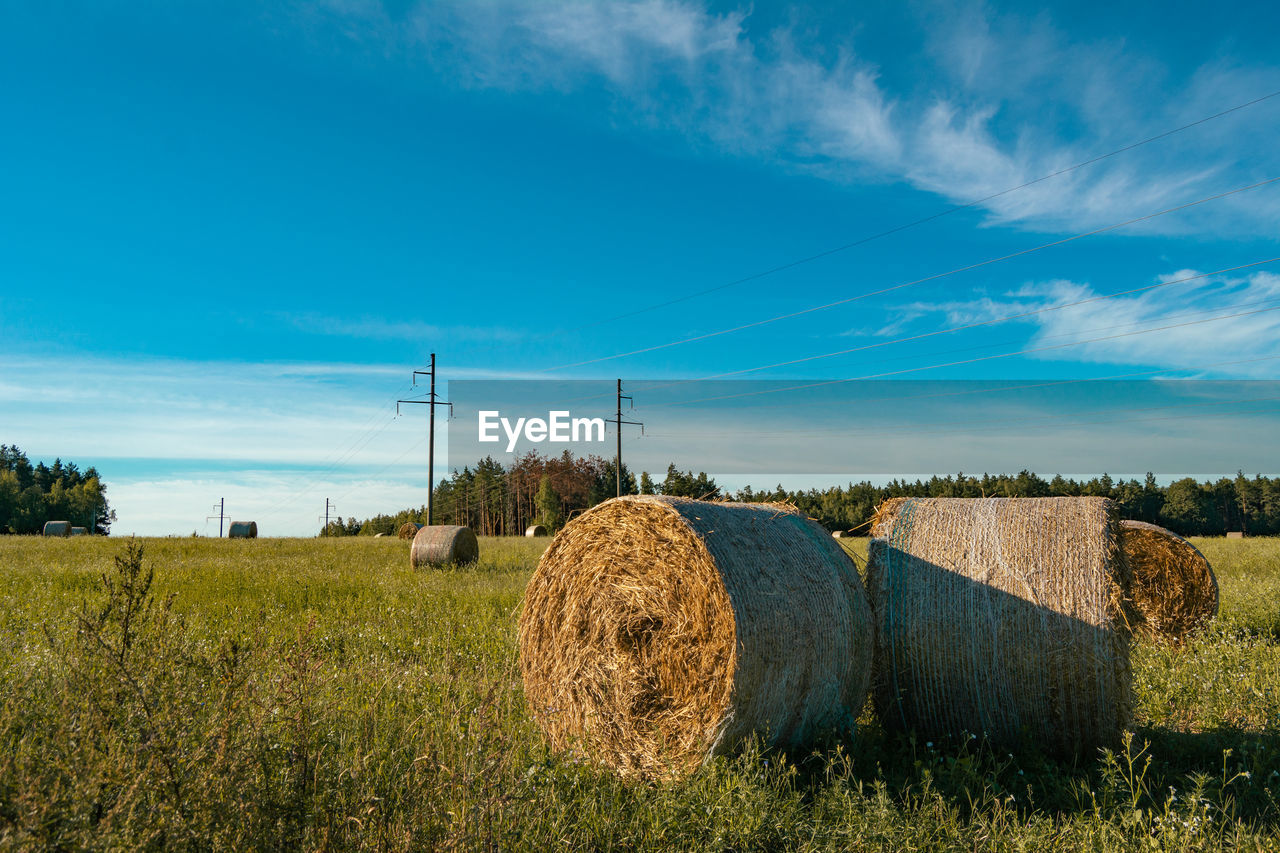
[2,0,1279,535]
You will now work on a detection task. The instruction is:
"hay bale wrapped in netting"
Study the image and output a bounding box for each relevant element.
[519,495,875,780]
[410,525,479,567]
[1121,520,1217,640]
[228,521,257,538]
[396,522,420,540]
[866,497,1132,758]
[42,521,71,537]
[525,524,548,537]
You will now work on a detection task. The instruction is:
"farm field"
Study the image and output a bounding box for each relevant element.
[1,535,1279,851]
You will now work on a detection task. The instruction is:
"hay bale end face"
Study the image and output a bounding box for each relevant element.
[525,524,548,537]
[519,495,875,780]
[866,497,1131,759]
[227,521,258,538]
[396,522,420,540]
[42,521,72,537]
[1121,520,1218,640]
[410,525,479,568]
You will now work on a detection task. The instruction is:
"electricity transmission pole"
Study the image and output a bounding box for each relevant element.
[398,353,452,526]
[319,498,336,536]
[615,379,643,498]
[206,498,226,537]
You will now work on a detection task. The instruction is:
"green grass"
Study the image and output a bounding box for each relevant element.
[1,535,1279,851]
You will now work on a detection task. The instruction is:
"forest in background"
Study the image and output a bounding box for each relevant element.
[339,450,1280,538]
[0,445,114,534]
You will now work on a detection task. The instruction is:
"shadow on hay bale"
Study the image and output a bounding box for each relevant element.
[227,521,257,539]
[1121,519,1218,641]
[525,524,548,537]
[396,522,420,540]
[866,497,1132,759]
[519,495,875,780]
[410,525,479,568]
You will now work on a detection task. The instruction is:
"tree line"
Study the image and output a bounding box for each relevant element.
[0,445,115,534]
[341,450,1280,538]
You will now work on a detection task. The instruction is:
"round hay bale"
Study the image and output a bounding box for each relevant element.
[866,497,1132,759]
[42,521,71,537]
[525,524,548,537]
[1120,520,1217,641]
[70,527,87,536]
[410,525,479,568]
[396,522,420,540]
[374,532,390,538]
[832,530,848,538]
[519,495,874,780]
[227,521,257,538]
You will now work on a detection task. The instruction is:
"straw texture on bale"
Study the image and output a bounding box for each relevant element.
[1121,520,1217,640]
[410,525,479,568]
[42,521,71,537]
[396,522,420,540]
[519,495,875,780]
[866,497,1132,758]
[525,524,548,537]
[227,521,257,539]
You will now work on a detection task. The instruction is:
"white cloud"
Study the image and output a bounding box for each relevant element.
[897,270,1280,372]
[298,0,1280,235]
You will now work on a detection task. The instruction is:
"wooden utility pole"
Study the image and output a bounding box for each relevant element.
[398,354,452,525]
[614,379,643,497]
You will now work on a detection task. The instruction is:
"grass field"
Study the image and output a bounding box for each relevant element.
[1,534,1278,851]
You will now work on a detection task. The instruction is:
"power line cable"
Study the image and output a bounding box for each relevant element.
[637,302,1280,409]
[567,87,1280,330]
[626,256,1280,392]
[545,176,1280,371]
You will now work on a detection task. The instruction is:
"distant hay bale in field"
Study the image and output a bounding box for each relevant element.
[519,495,875,780]
[1121,520,1217,641]
[1226,531,1244,539]
[374,532,389,538]
[866,497,1132,759]
[410,525,479,568]
[70,527,87,536]
[525,524,548,537]
[832,530,848,538]
[397,522,420,540]
[227,521,258,539]
[42,521,71,537]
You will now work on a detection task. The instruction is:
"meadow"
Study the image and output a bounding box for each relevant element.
[0,534,1278,851]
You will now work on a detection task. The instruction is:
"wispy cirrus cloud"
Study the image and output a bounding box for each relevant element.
[295,0,1280,235]
[895,269,1280,373]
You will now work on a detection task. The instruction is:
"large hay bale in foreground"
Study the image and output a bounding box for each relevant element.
[42,521,71,537]
[519,495,875,779]
[525,524,548,537]
[227,521,257,538]
[396,522,420,540]
[1121,520,1217,640]
[866,497,1132,758]
[410,525,479,567]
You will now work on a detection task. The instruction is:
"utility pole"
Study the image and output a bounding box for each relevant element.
[206,498,226,537]
[615,379,644,498]
[319,498,336,536]
[398,353,452,526]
